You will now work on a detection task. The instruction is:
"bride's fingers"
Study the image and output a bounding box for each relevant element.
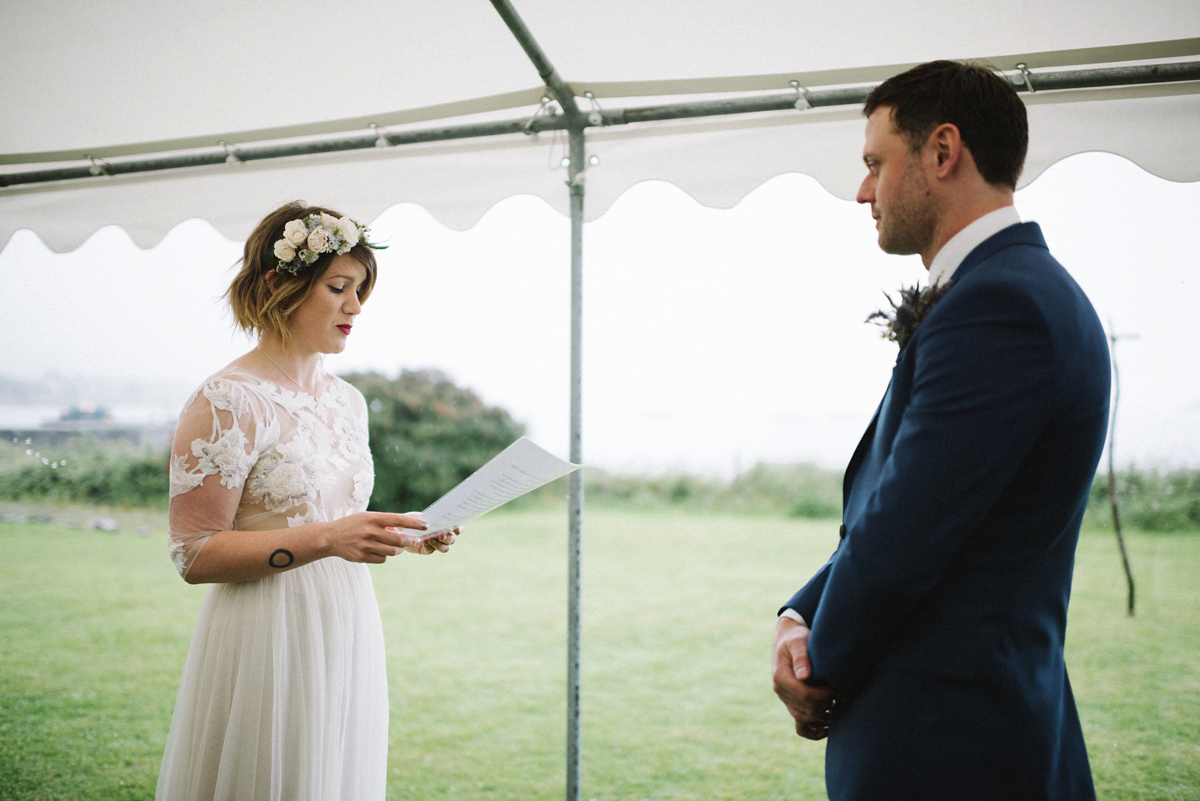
[378,528,422,550]
[421,538,449,554]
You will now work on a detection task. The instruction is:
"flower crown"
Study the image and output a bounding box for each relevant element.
[271,212,384,274]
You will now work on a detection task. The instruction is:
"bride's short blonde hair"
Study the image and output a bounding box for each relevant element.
[225,201,378,343]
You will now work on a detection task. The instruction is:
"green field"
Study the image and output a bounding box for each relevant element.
[1,507,1197,800]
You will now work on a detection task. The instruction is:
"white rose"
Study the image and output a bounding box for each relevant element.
[320,212,340,230]
[283,219,308,247]
[336,217,357,251]
[307,227,329,252]
[337,217,359,248]
[273,239,296,262]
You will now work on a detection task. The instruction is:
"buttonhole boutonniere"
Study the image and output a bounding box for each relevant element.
[865,280,952,350]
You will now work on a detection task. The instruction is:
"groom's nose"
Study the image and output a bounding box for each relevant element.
[856,174,874,205]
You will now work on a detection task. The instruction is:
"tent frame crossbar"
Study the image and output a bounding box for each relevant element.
[2,60,1197,188]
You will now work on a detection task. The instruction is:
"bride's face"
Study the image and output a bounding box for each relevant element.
[286,254,367,355]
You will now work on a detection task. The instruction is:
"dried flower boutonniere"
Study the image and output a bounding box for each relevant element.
[866,280,952,350]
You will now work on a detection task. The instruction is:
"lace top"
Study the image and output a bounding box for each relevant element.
[167,367,374,578]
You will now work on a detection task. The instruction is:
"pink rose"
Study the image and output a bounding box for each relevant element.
[306,227,329,252]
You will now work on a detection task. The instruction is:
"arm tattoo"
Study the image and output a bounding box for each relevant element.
[269,548,295,569]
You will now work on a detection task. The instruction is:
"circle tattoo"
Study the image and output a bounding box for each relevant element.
[269,548,295,569]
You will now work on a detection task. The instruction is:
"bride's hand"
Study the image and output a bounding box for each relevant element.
[324,511,427,564]
[399,519,462,555]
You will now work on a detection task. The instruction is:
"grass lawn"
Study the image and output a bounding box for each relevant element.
[0,506,1197,800]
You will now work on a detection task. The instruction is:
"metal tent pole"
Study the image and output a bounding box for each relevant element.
[564,123,585,801]
[487,3,587,800]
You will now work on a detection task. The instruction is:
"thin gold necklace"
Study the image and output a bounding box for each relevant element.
[261,352,316,395]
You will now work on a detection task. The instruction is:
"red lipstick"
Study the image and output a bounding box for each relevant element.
[337,324,352,335]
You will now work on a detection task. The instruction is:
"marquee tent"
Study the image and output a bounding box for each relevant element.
[2,1,1197,249]
[3,2,1198,798]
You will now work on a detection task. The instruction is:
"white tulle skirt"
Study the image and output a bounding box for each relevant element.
[156,559,388,801]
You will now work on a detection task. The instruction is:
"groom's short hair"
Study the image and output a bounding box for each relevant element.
[864,60,1028,190]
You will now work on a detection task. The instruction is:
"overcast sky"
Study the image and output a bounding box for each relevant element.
[2,152,1197,475]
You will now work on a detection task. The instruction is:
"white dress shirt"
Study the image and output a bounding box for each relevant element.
[780,206,1023,629]
[927,205,1021,288]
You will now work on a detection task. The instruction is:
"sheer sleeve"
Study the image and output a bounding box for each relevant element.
[167,378,270,578]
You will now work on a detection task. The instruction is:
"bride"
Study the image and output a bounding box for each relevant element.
[156,201,456,800]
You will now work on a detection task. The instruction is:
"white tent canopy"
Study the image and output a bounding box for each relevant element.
[2,0,1198,251]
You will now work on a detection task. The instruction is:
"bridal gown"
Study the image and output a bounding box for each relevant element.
[156,367,387,801]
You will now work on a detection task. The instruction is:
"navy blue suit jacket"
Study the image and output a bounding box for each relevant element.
[783,223,1109,801]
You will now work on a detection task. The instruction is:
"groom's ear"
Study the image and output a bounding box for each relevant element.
[928,122,964,178]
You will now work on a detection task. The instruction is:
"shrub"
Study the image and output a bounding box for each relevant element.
[1088,468,1200,532]
[736,462,842,518]
[565,461,843,518]
[341,370,526,512]
[0,439,169,507]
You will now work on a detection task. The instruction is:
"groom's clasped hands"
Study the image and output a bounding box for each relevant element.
[772,616,836,741]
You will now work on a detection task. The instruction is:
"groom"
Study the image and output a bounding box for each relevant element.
[772,61,1109,800]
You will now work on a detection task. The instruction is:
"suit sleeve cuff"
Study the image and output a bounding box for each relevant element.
[779,608,807,627]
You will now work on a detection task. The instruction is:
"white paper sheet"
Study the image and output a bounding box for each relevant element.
[405,437,580,540]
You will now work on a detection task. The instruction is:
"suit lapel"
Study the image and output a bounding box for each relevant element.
[840,225,1046,517]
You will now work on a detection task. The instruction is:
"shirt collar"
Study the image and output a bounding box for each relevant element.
[927,206,1021,288]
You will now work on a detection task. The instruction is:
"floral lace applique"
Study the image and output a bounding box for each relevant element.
[203,380,252,420]
[170,371,374,562]
[352,469,373,510]
[287,508,318,528]
[334,413,371,465]
[169,454,205,497]
[167,535,189,575]
[318,383,350,415]
[305,416,337,463]
[191,426,254,490]
[246,438,317,510]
